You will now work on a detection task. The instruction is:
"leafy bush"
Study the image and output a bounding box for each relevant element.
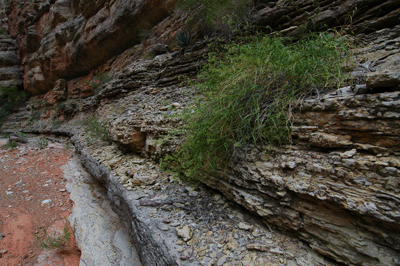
[85,117,109,144]
[162,31,352,180]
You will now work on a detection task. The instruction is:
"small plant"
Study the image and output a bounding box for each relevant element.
[144,52,156,60]
[86,72,112,94]
[17,132,27,138]
[85,117,109,144]
[4,140,17,149]
[34,221,72,250]
[175,29,196,48]
[30,110,42,121]
[63,142,71,151]
[0,133,10,138]
[36,137,49,149]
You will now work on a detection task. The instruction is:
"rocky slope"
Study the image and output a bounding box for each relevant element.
[0,0,399,265]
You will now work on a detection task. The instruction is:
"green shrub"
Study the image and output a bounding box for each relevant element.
[36,137,49,149]
[4,140,17,150]
[0,86,26,126]
[87,72,112,93]
[85,117,109,144]
[162,31,352,180]
[17,132,27,138]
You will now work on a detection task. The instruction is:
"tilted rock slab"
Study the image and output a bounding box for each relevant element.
[69,135,342,266]
[201,88,400,266]
[63,156,143,266]
[71,136,187,266]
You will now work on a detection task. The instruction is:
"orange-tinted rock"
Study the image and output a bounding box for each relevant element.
[7,0,175,95]
[42,79,67,105]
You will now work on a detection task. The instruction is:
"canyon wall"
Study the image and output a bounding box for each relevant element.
[0,0,399,265]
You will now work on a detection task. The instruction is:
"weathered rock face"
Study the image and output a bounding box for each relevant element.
[1,0,400,266]
[252,0,400,36]
[63,156,143,266]
[202,92,400,266]
[6,0,175,95]
[0,2,22,88]
[69,132,342,266]
[196,28,400,265]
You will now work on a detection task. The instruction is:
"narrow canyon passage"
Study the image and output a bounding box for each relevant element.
[0,136,142,266]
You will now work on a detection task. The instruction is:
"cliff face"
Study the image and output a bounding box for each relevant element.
[5,0,176,95]
[1,0,400,265]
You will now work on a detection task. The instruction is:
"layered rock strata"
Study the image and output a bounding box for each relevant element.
[251,0,400,36]
[0,0,399,266]
[6,0,176,95]
[69,133,341,266]
[0,3,22,89]
[199,28,400,265]
[202,89,400,266]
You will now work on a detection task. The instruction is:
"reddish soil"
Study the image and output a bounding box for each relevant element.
[0,138,81,266]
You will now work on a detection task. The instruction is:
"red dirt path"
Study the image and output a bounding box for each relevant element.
[0,138,80,266]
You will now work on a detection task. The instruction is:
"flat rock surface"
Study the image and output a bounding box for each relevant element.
[63,155,142,266]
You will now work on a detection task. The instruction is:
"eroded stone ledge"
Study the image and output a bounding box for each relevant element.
[70,135,340,266]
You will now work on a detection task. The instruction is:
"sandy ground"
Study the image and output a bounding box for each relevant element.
[0,137,80,266]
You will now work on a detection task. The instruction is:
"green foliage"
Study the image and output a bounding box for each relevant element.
[176,0,250,35]
[4,140,17,150]
[36,137,49,149]
[17,132,27,137]
[63,142,71,151]
[34,221,72,250]
[0,86,26,126]
[87,72,112,93]
[162,31,352,180]
[29,110,42,124]
[85,117,109,144]
[0,133,10,138]
[175,29,196,48]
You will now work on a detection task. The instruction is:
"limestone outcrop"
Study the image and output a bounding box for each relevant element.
[203,90,400,265]
[6,0,175,95]
[251,0,400,36]
[0,0,399,265]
